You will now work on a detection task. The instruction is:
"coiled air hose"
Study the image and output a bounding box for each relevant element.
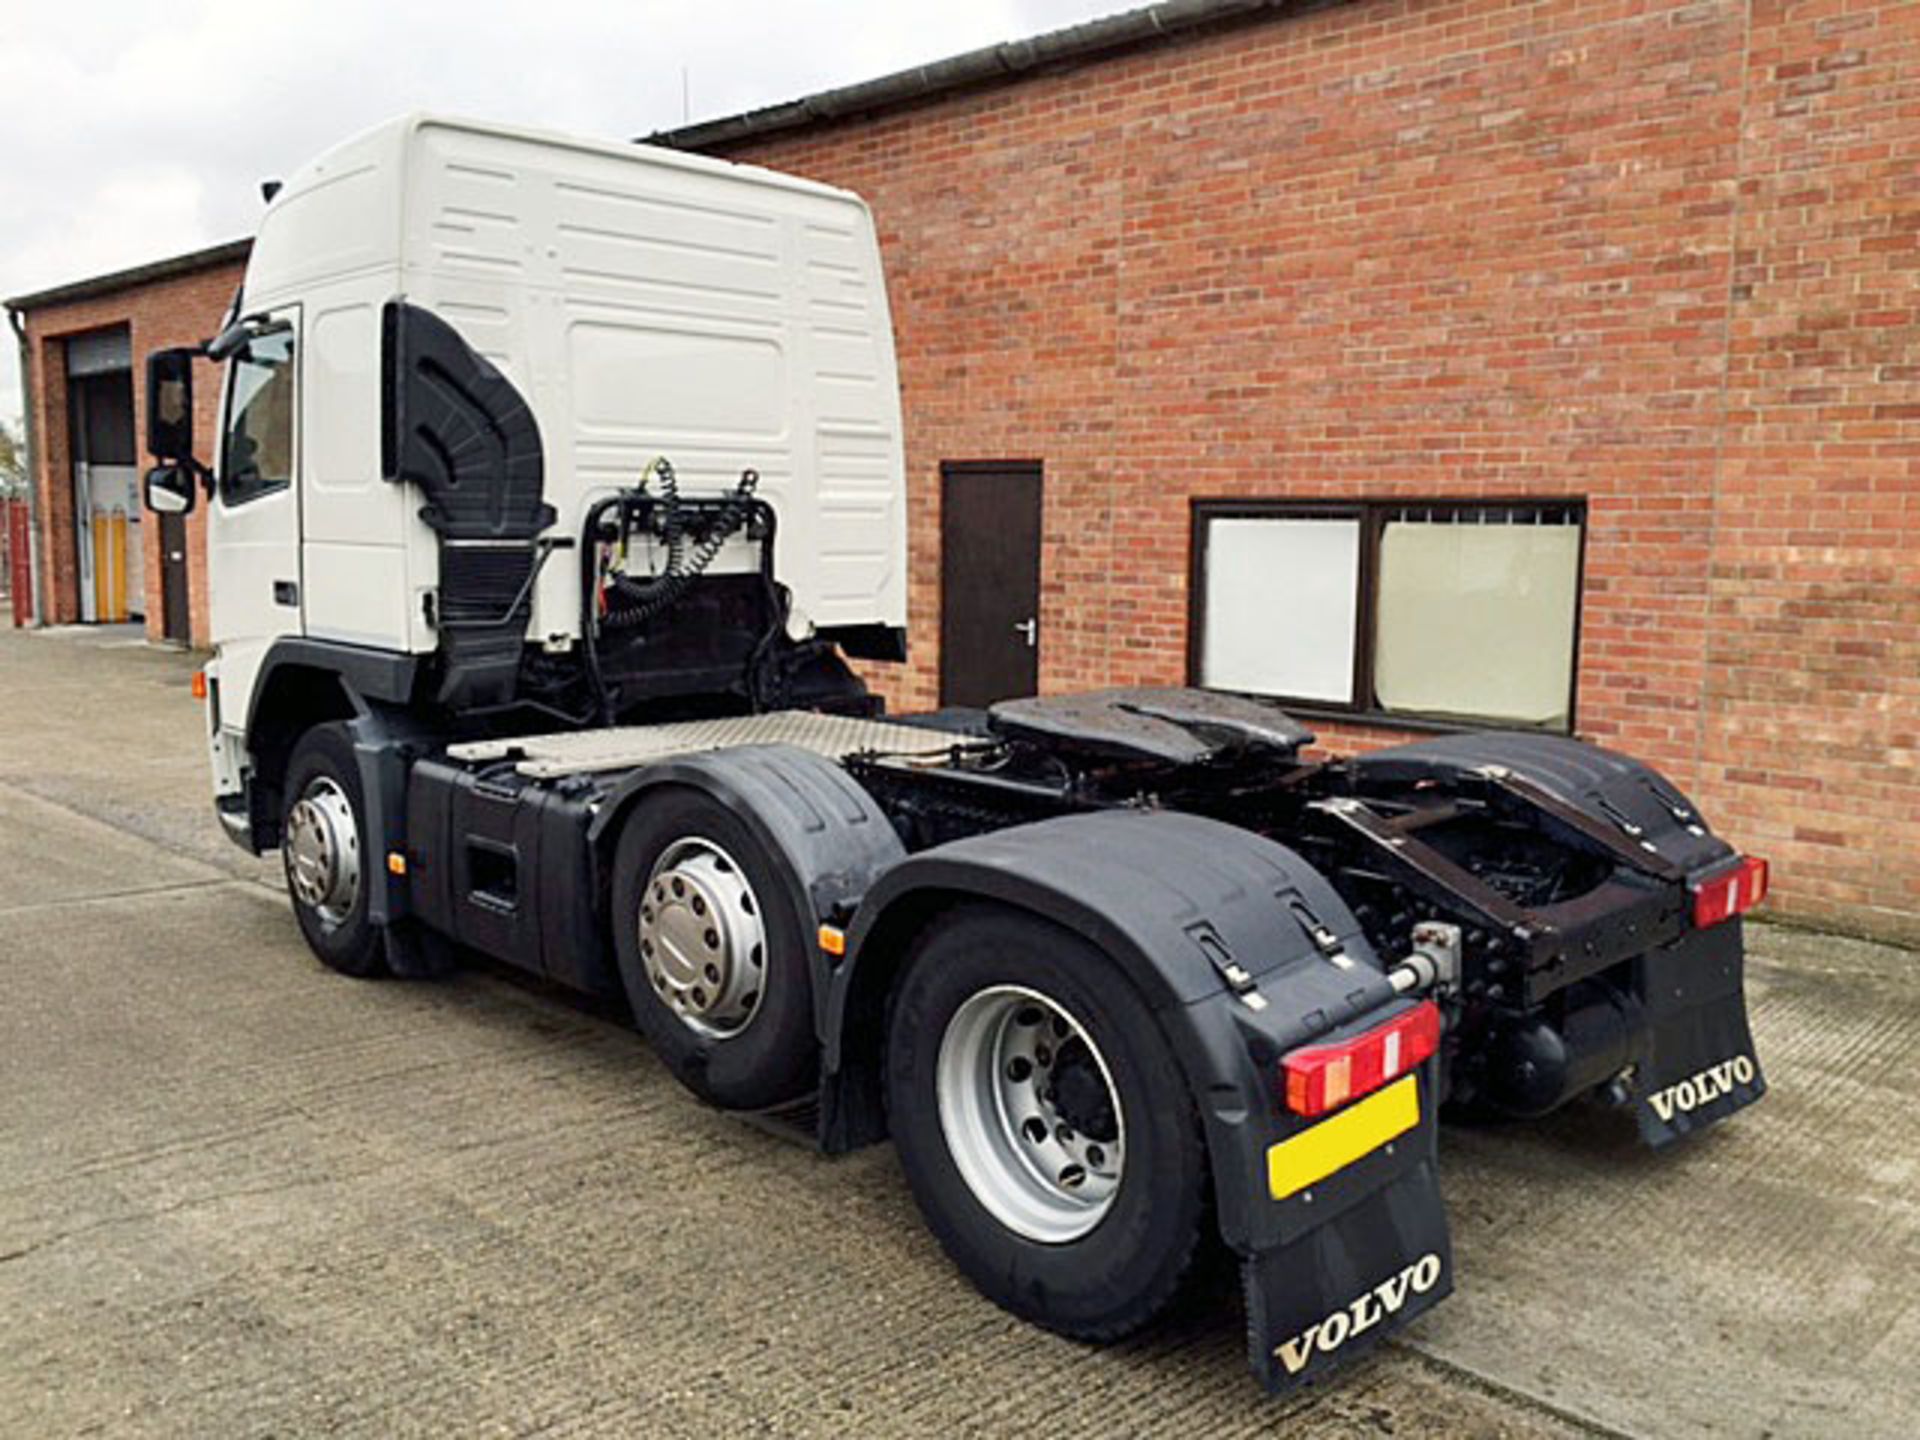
[600,459,760,631]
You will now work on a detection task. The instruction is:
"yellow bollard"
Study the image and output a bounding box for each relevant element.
[110,509,129,621]
[92,508,108,621]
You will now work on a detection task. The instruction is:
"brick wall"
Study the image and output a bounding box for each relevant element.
[1704,0,1920,936]
[715,0,1919,941]
[11,0,1915,939]
[22,261,244,648]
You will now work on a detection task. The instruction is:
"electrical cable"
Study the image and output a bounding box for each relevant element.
[580,459,765,723]
[600,463,759,630]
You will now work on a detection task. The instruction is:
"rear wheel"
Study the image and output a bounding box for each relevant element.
[885,904,1210,1341]
[610,787,816,1109]
[281,724,387,978]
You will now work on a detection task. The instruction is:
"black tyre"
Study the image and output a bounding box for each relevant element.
[609,786,816,1110]
[885,903,1210,1341]
[281,723,387,978]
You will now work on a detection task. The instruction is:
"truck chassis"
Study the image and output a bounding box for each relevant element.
[259,674,1766,1392]
[184,328,1769,1390]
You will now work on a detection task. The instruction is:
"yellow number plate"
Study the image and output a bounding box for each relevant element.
[1267,1075,1420,1201]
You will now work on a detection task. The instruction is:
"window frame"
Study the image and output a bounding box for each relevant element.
[1186,496,1589,735]
[215,321,299,510]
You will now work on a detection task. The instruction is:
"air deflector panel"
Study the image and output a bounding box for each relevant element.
[382,300,555,710]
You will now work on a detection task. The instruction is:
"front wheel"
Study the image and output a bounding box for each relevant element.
[885,904,1211,1342]
[281,724,387,978]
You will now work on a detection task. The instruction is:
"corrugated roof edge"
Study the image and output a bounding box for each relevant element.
[644,0,1336,152]
[5,237,253,315]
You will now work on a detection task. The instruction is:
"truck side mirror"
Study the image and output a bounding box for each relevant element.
[145,348,196,463]
[144,464,196,517]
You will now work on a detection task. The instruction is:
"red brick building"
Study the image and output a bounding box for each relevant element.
[667,0,1919,942]
[9,241,249,648]
[8,0,1917,940]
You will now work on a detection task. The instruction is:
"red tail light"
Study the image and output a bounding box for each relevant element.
[1691,856,1769,928]
[1282,1001,1441,1118]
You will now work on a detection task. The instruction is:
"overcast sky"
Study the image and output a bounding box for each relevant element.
[0,0,1128,427]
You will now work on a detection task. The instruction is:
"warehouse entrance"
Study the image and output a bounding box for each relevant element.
[65,329,143,625]
[939,461,1042,709]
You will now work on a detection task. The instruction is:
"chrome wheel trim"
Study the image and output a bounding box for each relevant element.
[935,984,1126,1245]
[637,836,768,1040]
[284,776,361,929]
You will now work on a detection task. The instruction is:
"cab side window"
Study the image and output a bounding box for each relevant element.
[219,329,295,506]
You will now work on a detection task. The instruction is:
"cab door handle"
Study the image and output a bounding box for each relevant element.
[274,580,299,607]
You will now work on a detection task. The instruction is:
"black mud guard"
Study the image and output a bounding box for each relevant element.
[834,808,1456,1390]
[235,639,423,853]
[1628,916,1766,1146]
[1245,1098,1452,1390]
[1348,730,1733,874]
[1350,731,1765,1143]
[340,706,450,977]
[586,741,907,1029]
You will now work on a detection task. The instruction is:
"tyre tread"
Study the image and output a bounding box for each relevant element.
[885,902,1212,1343]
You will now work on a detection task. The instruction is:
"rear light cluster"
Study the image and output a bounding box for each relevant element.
[1282,1000,1440,1118]
[1692,856,1769,929]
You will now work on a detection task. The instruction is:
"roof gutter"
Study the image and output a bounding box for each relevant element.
[647,0,1334,152]
[5,237,252,316]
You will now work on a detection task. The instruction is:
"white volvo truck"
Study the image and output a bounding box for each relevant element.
[142,114,1769,1392]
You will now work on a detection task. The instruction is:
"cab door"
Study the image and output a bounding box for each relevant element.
[206,307,302,717]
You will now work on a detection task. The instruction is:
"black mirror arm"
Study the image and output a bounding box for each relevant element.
[205,322,249,363]
[206,313,288,362]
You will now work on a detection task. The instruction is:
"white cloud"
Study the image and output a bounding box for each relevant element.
[2,169,211,299]
[0,0,1129,424]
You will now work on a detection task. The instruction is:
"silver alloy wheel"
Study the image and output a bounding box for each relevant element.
[936,984,1126,1244]
[637,836,768,1040]
[284,776,361,928]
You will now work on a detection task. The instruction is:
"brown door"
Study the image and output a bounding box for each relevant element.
[939,461,1042,709]
[159,511,190,644]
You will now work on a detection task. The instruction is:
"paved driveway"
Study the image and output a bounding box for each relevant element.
[1,626,1914,1437]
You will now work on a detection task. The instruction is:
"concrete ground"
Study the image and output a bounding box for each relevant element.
[1,626,1914,1438]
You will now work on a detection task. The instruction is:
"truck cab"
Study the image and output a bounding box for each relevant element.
[144,113,909,844]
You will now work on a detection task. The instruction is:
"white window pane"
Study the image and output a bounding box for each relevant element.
[1373,521,1581,727]
[1201,517,1359,703]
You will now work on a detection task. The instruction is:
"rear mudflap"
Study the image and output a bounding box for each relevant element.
[1233,1058,1453,1392]
[1245,1157,1453,1390]
[1630,919,1766,1147]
